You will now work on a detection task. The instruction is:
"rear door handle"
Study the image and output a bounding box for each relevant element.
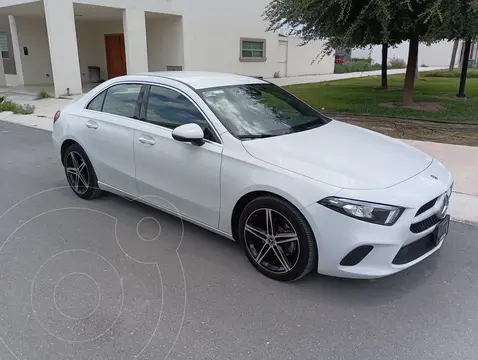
[86,121,98,129]
[138,136,155,145]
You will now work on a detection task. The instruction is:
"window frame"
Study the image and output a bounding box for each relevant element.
[84,81,222,145]
[0,33,10,59]
[85,82,145,120]
[239,38,266,62]
[141,84,222,144]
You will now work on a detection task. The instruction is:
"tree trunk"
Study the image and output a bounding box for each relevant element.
[449,40,459,71]
[457,40,472,98]
[403,35,419,106]
[381,43,388,89]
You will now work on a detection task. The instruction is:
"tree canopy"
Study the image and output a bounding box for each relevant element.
[264,0,476,105]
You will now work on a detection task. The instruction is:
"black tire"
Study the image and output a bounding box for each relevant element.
[238,196,318,282]
[63,143,103,200]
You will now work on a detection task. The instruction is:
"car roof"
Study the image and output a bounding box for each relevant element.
[136,71,267,90]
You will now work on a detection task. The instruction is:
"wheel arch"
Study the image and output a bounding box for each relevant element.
[60,139,78,165]
[230,189,305,242]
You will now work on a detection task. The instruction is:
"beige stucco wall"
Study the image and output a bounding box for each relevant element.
[146,16,184,72]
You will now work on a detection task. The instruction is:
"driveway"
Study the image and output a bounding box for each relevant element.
[0,121,477,360]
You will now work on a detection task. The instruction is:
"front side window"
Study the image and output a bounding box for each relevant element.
[102,84,142,118]
[145,85,217,141]
[0,33,9,59]
[199,84,328,139]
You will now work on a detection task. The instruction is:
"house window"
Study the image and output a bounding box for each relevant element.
[240,38,266,62]
[0,33,9,59]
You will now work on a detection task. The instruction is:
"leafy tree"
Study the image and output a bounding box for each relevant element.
[435,0,478,97]
[264,0,462,105]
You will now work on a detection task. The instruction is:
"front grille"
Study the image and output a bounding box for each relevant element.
[392,233,437,265]
[410,214,441,233]
[415,197,438,216]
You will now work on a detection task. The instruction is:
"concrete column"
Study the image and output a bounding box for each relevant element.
[8,16,24,86]
[123,8,148,74]
[0,58,6,86]
[43,0,82,97]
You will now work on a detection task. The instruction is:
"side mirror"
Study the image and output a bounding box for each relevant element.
[172,123,205,146]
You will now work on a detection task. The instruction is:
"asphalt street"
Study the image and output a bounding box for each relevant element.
[0,120,478,360]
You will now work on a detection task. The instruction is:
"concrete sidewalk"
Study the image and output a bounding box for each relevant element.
[0,110,476,224]
[269,66,445,86]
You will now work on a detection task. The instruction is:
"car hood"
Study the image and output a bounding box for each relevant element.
[242,120,433,190]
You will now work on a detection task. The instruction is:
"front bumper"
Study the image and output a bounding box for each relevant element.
[303,159,453,279]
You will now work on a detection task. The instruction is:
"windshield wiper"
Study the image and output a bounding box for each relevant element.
[236,134,278,140]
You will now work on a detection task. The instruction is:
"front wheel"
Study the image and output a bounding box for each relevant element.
[238,196,318,282]
[63,143,103,200]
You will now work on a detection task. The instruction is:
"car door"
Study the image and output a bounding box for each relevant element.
[133,84,222,228]
[79,83,144,197]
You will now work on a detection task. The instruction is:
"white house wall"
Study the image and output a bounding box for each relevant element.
[286,37,334,77]
[353,40,458,67]
[15,16,53,85]
[176,0,333,78]
[146,16,184,72]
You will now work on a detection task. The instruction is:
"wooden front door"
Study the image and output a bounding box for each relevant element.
[105,34,126,79]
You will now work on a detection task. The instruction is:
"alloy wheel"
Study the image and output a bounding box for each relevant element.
[244,208,300,274]
[65,151,90,195]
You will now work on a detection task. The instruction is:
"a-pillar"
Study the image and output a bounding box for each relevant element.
[43,0,82,97]
[123,8,148,74]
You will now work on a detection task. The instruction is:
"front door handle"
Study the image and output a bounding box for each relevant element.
[86,121,98,129]
[138,136,155,145]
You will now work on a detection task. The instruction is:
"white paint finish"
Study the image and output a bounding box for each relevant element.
[43,0,82,96]
[122,8,148,75]
[8,16,23,85]
[134,122,222,227]
[146,16,184,72]
[242,121,433,190]
[141,71,265,89]
[51,73,454,279]
[68,107,138,195]
[353,40,459,67]
[15,16,53,86]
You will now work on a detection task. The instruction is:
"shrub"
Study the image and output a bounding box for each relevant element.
[423,69,478,78]
[0,100,35,114]
[389,57,407,69]
[37,90,52,99]
[334,59,381,74]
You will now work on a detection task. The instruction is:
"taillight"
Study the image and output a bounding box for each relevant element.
[53,110,61,123]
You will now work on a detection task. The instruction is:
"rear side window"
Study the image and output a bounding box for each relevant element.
[87,91,106,111]
[102,84,142,118]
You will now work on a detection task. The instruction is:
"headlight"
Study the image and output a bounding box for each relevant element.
[318,197,404,226]
[446,183,453,198]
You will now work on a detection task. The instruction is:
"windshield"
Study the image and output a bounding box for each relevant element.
[198,83,329,139]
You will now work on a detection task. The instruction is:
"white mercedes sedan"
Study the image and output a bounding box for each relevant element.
[52,71,453,281]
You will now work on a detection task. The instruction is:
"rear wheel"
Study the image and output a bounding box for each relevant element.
[63,143,103,200]
[238,196,317,282]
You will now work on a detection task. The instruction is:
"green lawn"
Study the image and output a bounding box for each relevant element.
[285,74,478,122]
